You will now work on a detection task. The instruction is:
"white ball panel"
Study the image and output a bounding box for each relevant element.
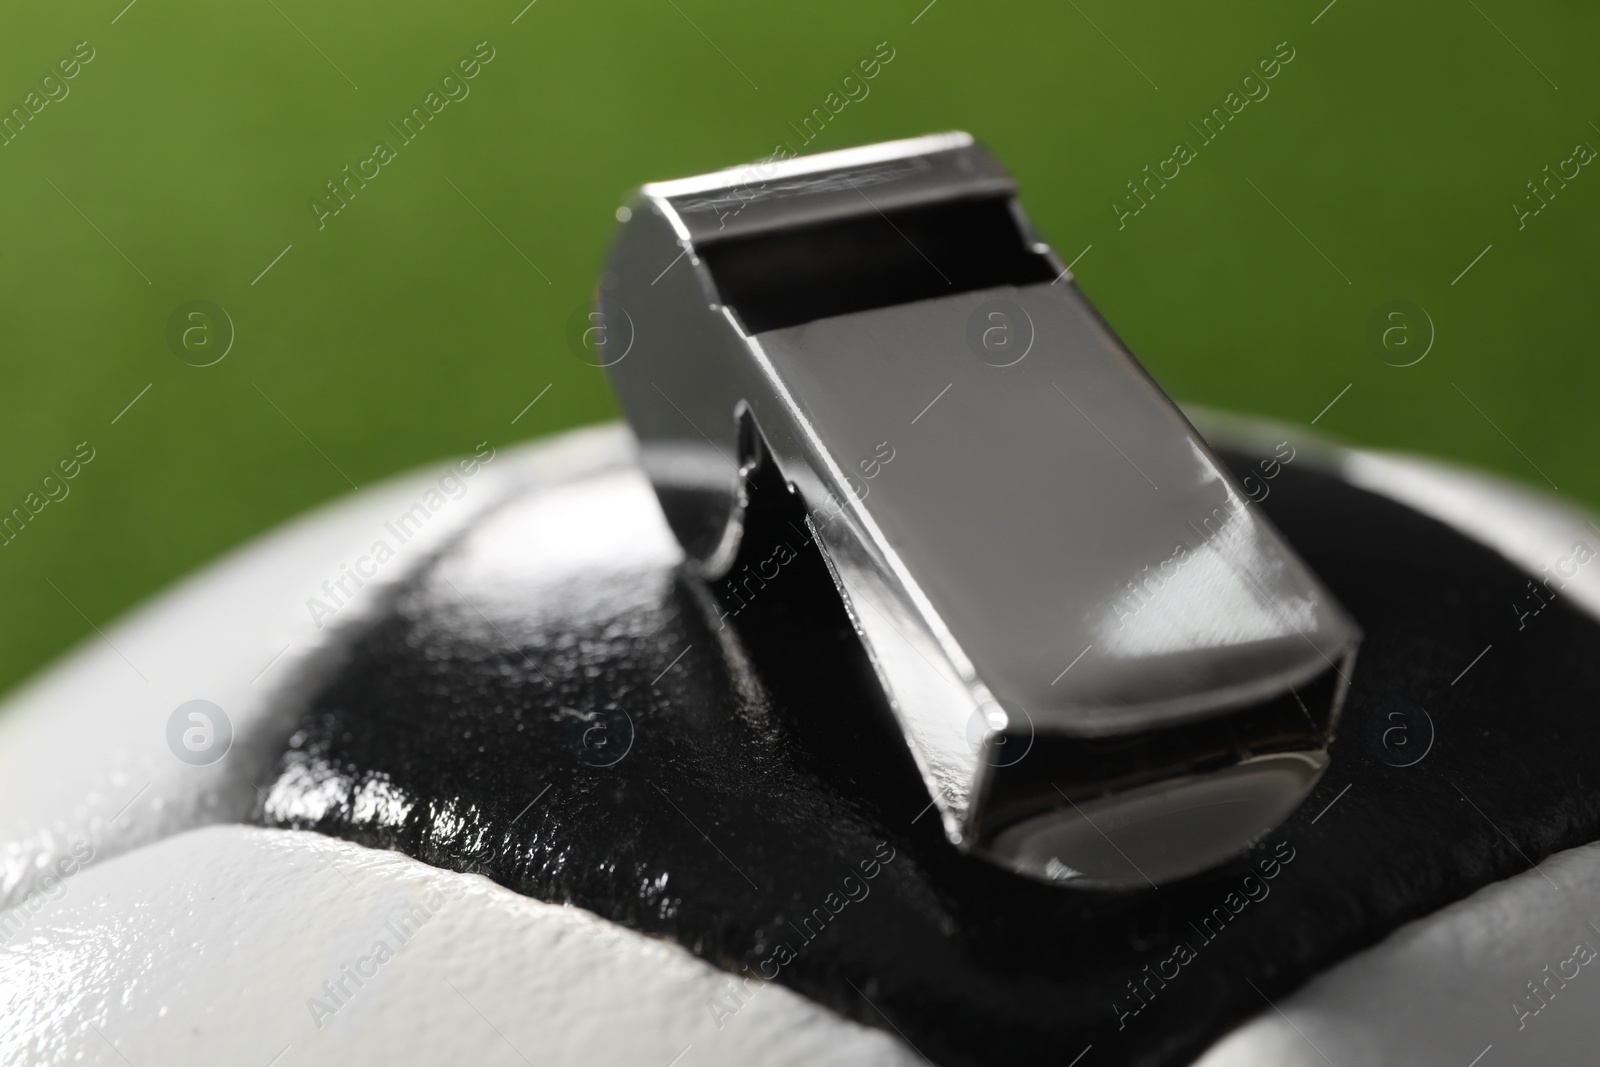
[0,824,918,1066]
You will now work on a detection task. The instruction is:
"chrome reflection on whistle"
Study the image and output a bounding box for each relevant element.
[596,132,1360,887]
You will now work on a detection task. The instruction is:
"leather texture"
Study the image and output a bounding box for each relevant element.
[0,824,915,1066]
[6,423,1600,1066]
[1196,836,1600,1066]
[255,435,1600,1066]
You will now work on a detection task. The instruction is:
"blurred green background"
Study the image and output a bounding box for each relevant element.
[1,0,1596,698]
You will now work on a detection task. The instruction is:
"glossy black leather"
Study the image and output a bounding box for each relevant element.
[257,451,1600,1066]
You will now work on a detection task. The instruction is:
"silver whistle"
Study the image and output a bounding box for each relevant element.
[596,132,1360,887]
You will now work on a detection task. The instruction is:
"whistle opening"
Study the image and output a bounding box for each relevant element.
[699,196,1056,333]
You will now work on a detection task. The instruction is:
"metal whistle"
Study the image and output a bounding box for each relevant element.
[595,132,1360,887]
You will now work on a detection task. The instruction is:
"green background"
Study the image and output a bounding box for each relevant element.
[2,0,1596,699]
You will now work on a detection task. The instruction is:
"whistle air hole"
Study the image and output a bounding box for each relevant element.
[699,197,1057,333]
[735,404,767,479]
[693,404,785,581]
